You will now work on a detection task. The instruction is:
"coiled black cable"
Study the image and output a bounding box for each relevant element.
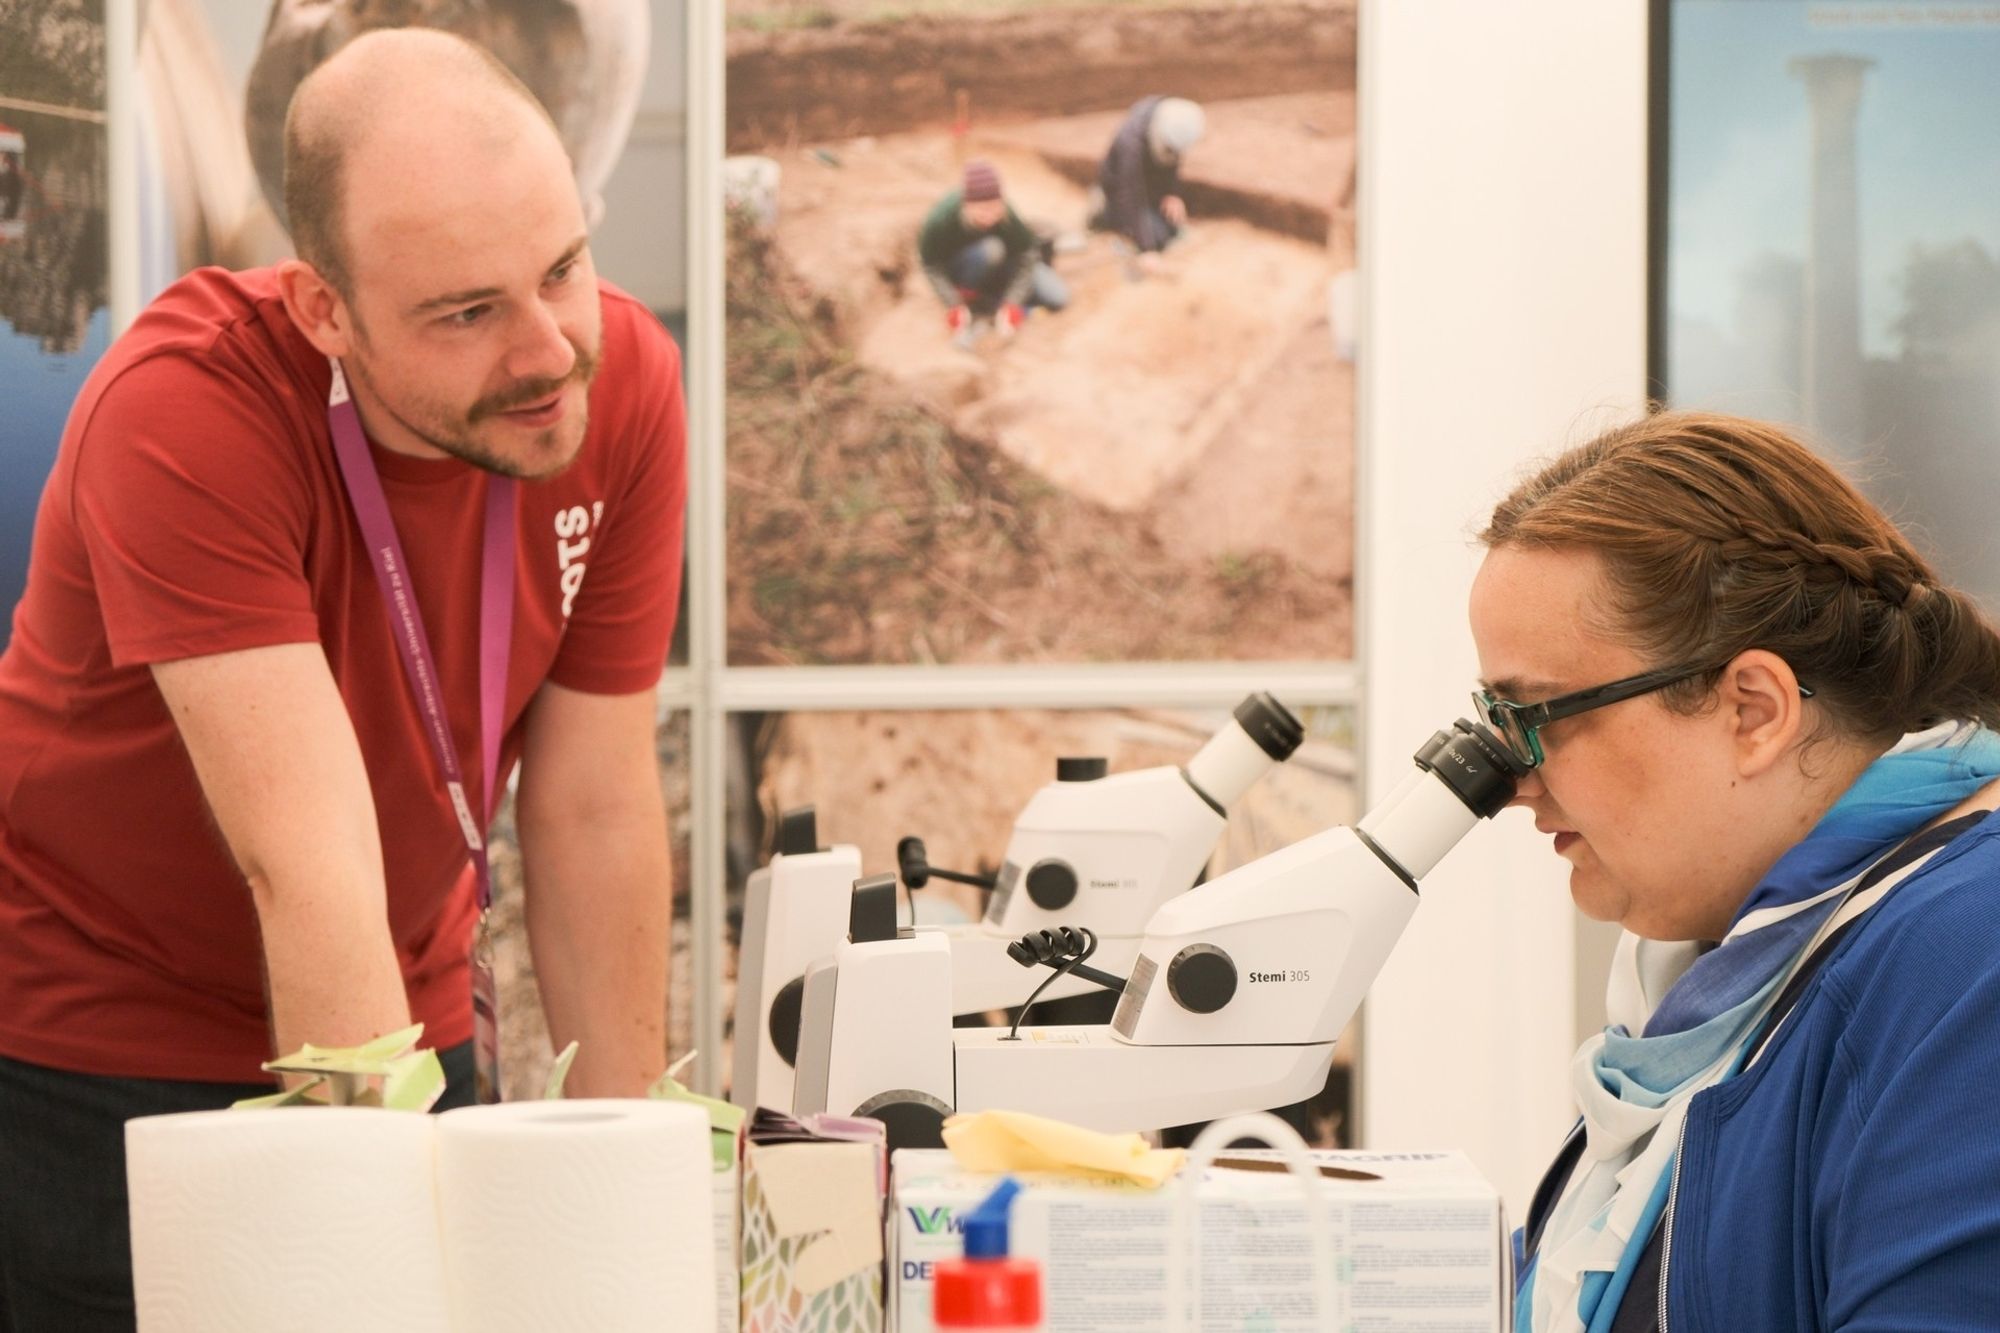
[1004,926,1122,1040]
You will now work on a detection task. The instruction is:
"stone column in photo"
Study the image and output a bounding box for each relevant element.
[1788,53,1873,455]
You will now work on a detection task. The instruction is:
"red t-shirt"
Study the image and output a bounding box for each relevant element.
[0,266,686,1082]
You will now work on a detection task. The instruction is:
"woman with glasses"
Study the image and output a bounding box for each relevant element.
[1469,411,2000,1332]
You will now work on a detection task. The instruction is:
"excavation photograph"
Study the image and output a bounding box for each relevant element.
[725,0,1358,665]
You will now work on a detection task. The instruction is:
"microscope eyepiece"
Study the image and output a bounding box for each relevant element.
[1234,692,1306,762]
[1055,756,1109,782]
[1413,720,1526,819]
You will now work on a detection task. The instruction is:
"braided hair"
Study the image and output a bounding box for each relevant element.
[1481,411,2000,743]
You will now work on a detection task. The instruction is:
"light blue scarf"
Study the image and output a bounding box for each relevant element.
[1519,722,2000,1333]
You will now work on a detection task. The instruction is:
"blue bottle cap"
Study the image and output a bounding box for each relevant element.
[961,1177,1023,1260]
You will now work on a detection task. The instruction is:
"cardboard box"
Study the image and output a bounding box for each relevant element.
[891,1148,1508,1333]
[739,1111,887,1333]
[712,1141,742,1333]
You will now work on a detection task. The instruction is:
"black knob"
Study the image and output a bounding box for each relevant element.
[776,806,820,857]
[1024,859,1078,911]
[1167,944,1237,1014]
[853,1091,952,1152]
[768,975,806,1068]
[1056,756,1108,782]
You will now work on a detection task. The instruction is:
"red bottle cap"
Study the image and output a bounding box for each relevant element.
[933,1256,1043,1327]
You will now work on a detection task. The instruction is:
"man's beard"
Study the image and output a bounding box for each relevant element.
[349,340,602,480]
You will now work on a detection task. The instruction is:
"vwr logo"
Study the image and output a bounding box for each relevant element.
[553,502,603,618]
[907,1206,963,1237]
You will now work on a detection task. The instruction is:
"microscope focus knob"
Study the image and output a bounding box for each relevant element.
[853,1090,953,1152]
[1167,944,1237,1015]
[1024,858,1079,911]
[768,975,807,1069]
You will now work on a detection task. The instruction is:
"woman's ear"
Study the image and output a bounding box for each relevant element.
[1719,649,1806,779]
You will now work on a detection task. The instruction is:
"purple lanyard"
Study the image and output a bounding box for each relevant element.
[325,358,515,1100]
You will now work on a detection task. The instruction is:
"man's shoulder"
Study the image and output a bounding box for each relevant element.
[90,266,313,407]
[1114,97,1160,140]
[73,266,319,456]
[584,280,684,468]
[919,192,963,241]
[122,265,292,356]
[596,278,680,372]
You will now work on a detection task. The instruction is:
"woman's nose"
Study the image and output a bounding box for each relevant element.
[1506,766,1547,808]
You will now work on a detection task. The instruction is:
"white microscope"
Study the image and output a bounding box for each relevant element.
[731,695,1304,1114]
[731,806,865,1112]
[789,718,1526,1149]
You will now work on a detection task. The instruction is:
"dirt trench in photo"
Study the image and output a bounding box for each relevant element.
[726,0,1357,667]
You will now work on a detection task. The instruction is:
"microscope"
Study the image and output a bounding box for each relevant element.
[899,692,1305,1014]
[730,695,1303,1113]
[731,806,863,1113]
[789,718,1526,1150]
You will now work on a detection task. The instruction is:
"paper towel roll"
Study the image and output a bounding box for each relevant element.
[435,1099,716,1332]
[126,1107,453,1333]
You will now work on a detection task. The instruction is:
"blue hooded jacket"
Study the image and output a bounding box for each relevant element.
[1526,810,2000,1331]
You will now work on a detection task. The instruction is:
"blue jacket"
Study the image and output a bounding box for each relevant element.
[1529,810,2000,1330]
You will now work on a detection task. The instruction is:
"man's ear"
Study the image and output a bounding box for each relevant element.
[1719,648,1807,779]
[274,259,354,359]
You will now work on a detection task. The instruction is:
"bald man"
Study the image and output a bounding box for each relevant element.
[0,30,684,1325]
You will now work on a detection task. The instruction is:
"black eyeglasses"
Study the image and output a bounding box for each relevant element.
[1472,664,1815,768]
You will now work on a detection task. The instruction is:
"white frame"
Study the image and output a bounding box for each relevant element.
[1357,0,1646,1210]
[675,5,1363,1096]
[105,0,140,335]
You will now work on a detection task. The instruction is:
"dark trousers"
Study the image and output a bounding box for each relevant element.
[945,237,1070,315]
[0,1042,475,1331]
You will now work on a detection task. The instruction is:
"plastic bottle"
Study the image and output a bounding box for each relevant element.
[932,1177,1044,1331]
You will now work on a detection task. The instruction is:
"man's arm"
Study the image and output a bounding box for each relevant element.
[997,210,1040,309]
[152,643,412,1061]
[515,681,672,1097]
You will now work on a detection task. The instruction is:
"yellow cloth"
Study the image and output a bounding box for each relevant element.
[941,1109,1186,1188]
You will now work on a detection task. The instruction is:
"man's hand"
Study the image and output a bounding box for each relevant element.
[1162,195,1189,228]
[151,644,411,1063]
[516,682,671,1098]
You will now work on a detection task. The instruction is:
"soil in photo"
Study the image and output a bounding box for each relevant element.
[726,1,1357,665]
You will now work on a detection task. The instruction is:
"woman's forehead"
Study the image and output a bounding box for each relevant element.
[1469,546,1642,687]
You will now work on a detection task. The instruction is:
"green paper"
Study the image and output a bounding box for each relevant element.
[235,1025,443,1112]
[263,1023,427,1078]
[648,1071,745,1171]
[381,1049,446,1112]
[543,1041,581,1100]
[231,1076,328,1110]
